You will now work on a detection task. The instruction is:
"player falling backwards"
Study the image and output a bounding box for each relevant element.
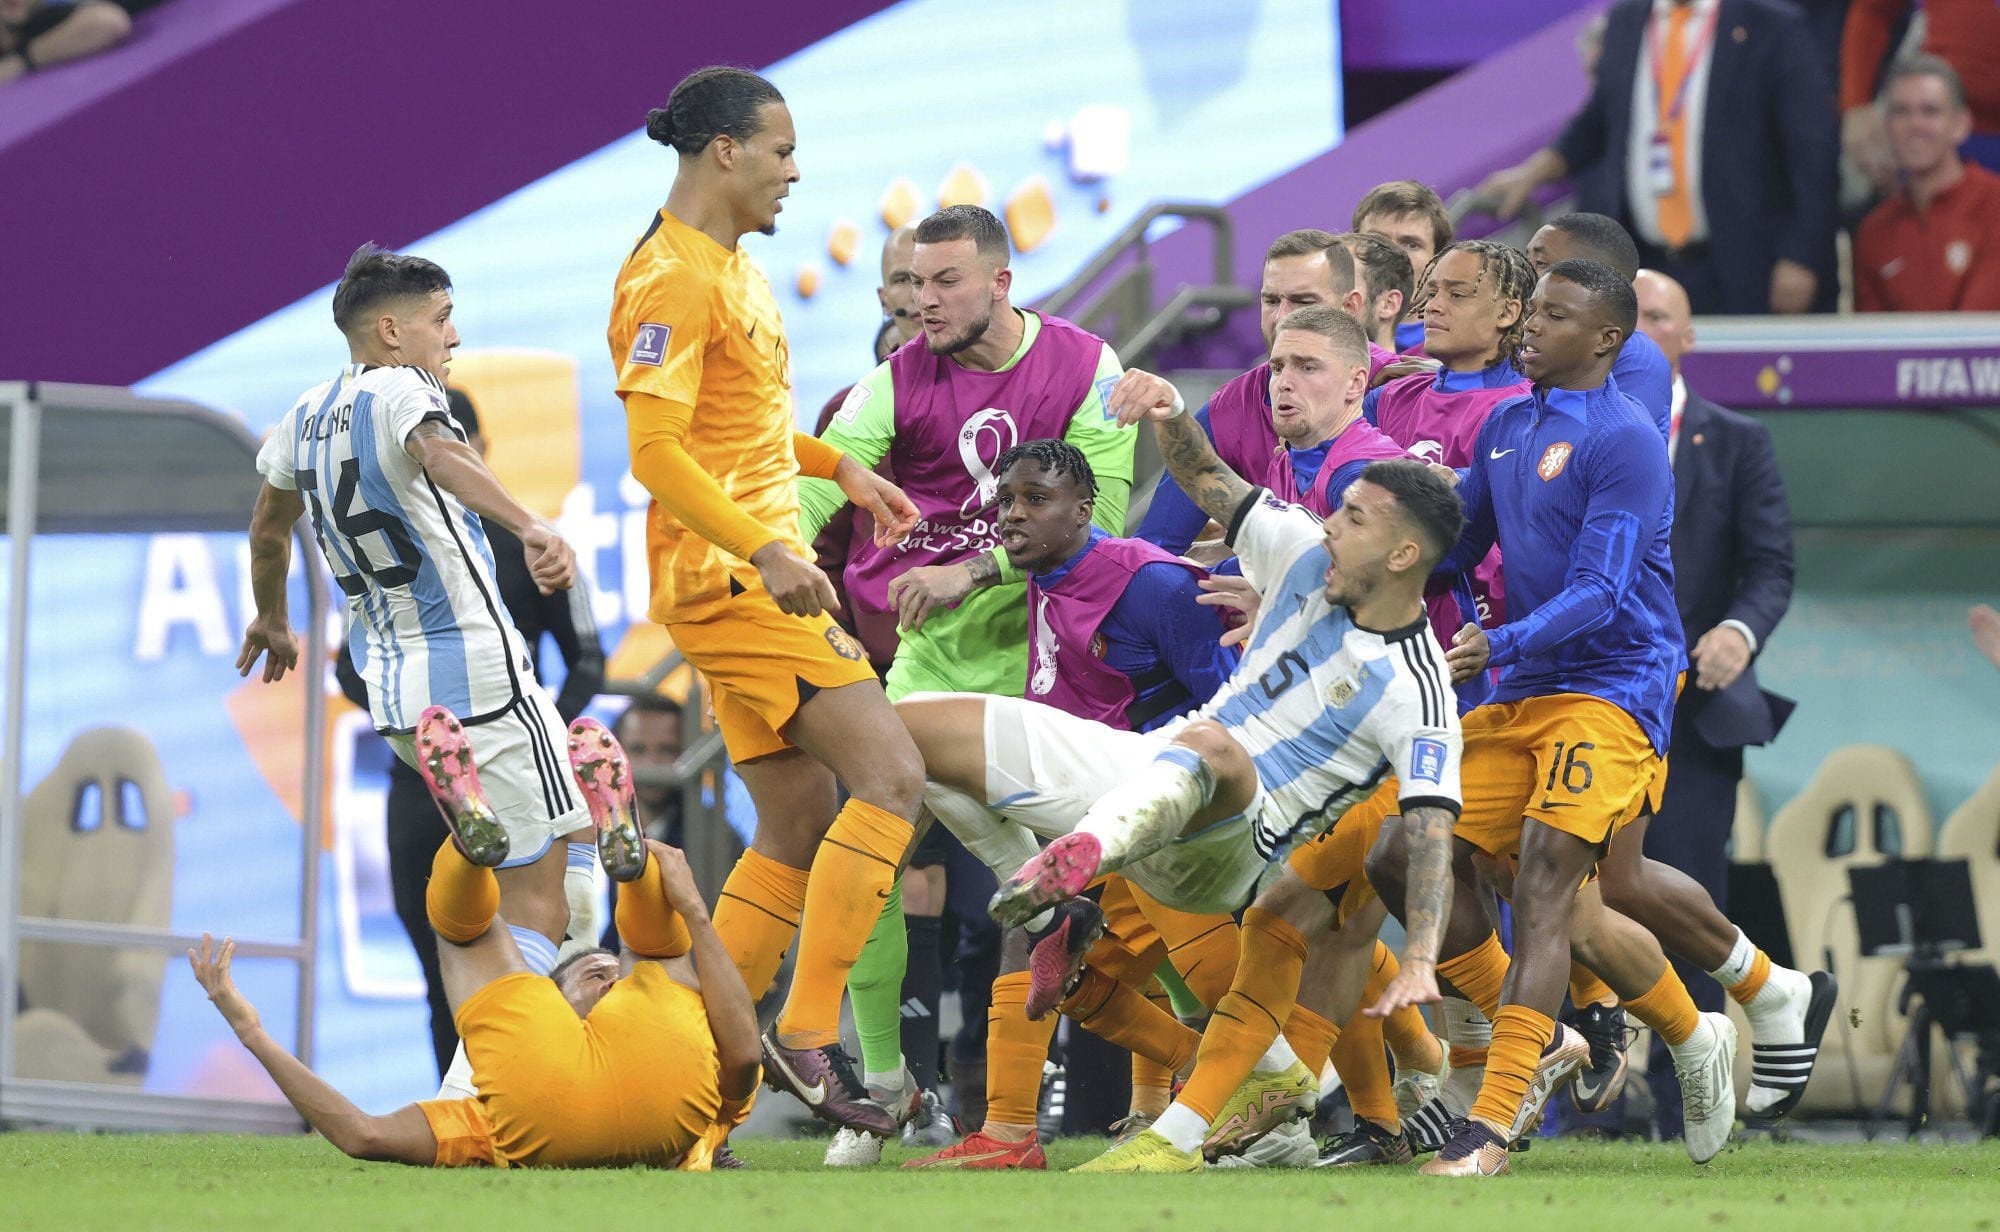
[894,363,1469,1176]
[240,244,590,1028]
[902,440,1253,1170]
[191,717,760,1169]
[608,64,931,1135]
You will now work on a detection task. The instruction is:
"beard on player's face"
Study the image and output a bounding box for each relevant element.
[927,304,993,356]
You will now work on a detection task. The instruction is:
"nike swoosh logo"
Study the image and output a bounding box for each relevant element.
[748,323,758,339]
[1489,448,1516,459]
[796,1077,828,1106]
[1536,799,1576,810]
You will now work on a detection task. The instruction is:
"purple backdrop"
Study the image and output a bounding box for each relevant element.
[1,0,891,384]
[1343,0,1595,70]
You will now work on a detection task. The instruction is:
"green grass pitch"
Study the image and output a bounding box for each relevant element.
[2,1133,1994,1231]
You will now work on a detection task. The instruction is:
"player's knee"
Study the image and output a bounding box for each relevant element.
[845,742,927,818]
[1256,868,1332,935]
[1173,720,1240,775]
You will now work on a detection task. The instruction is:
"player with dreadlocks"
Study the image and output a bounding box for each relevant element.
[904,437,1257,1170]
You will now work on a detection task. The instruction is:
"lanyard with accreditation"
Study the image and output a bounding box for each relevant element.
[1645,2,1722,199]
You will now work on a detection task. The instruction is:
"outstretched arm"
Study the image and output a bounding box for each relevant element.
[1105,370,1252,527]
[188,935,437,1164]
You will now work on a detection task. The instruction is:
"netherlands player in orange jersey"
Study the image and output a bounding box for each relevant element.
[606,65,932,1136]
[187,715,760,1171]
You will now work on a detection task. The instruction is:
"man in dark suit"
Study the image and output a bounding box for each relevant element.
[1478,0,1839,315]
[1634,268,1796,1134]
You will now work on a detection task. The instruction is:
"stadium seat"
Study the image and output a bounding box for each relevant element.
[1763,744,1935,1114]
[1937,761,2000,968]
[14,727,175,1085]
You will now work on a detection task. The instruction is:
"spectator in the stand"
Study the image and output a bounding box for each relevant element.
[1479,0,1839,316]
[1633,267,1795,1138]
[1841,0,2000,185]
[1339,231,1415,356]
[1853,57,2000,313]
[0,0,130,85]
[618,692,686,846]
[334,389,605,1081]
[1352,181,1453,350]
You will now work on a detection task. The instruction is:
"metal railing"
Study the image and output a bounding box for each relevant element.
[1037,202,1256,367]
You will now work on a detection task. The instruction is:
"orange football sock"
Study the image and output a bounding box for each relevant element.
[1725,947,1773,1006]
[774,799,913,1048]
[614,856,692,959]
[985,971,1054,1131]
[1623,963,1701,1047]
[1569,962,1617,1009]
[1468,1005,1556,1135]
[1281,1005,1340,1077]
[425,841,498,944]
[1130,981,1181,1102]
[1334,1012,1400,1131]
[1174,907,1307,1122]
[1450,1045,1491,1071]
[712,847,809,1000]
[1436,932,1509,1019]
[1062,968,1201,1076]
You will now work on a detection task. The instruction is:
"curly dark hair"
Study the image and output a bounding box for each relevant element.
[995,438,1097,497]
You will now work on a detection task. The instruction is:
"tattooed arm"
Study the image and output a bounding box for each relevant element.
[886,551,1001,632]
[1103,369,1253,527]
[1365,804,1454,1017]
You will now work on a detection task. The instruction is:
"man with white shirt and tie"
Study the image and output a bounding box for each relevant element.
[1632,267,1806,1136]
[1477,0,1838,315]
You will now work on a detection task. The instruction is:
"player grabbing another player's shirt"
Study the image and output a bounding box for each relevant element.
[241,244,587,1004]
[188,718,759,1171]
[608,66,931,1136]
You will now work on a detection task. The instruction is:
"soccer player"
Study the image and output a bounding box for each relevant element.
[791,204,1136,1160]
[239,243,587,1003]
[1341,231,1416,356]
[1530,221,1837,1119]
[905,439,1248,1170]
[1370,260,1734,1176]
[1134,236,1407,557]
[187,716,760,1169]
[1352,180,1454,351]
[609,66,931,1135]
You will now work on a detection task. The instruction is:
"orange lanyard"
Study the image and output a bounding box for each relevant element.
[1648,2,1722,126]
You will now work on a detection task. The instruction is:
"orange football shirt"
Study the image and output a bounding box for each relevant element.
[609,208,811,622]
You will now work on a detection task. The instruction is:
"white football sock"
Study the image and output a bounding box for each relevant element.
[1705,927,1758,988]
[1254,1034,1300,1075]
[924,783,1039,878]
[1153,1102,1209,1153]
[557,842,604,964]
[1076,746,1215,873]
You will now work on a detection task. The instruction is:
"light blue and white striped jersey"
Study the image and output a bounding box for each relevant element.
[257,364,532,734]
[1189,491,1462,861]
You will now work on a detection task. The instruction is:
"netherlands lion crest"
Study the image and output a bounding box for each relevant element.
[1537,442,1574,481]
[824,626,865,661]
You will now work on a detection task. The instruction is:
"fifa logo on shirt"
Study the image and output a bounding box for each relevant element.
[958,408,1020,516]
[1030,594,1060,696]
[630,323,670,367]
[1537,442,1573,481]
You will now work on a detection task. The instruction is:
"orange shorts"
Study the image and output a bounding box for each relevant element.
[668,588,880,762]
[1451,693,1665,860]
[1287,778,1399,923]
[449,965,721,1168]
[1086,875,1235,992]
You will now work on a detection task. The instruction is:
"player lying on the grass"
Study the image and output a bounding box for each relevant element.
[189,711,759,1169]
[901,440,1252,1171]
[897,417,1467,1177]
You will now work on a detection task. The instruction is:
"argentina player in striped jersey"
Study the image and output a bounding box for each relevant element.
[238,244,597,1012]
[896,347,1465,1052]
